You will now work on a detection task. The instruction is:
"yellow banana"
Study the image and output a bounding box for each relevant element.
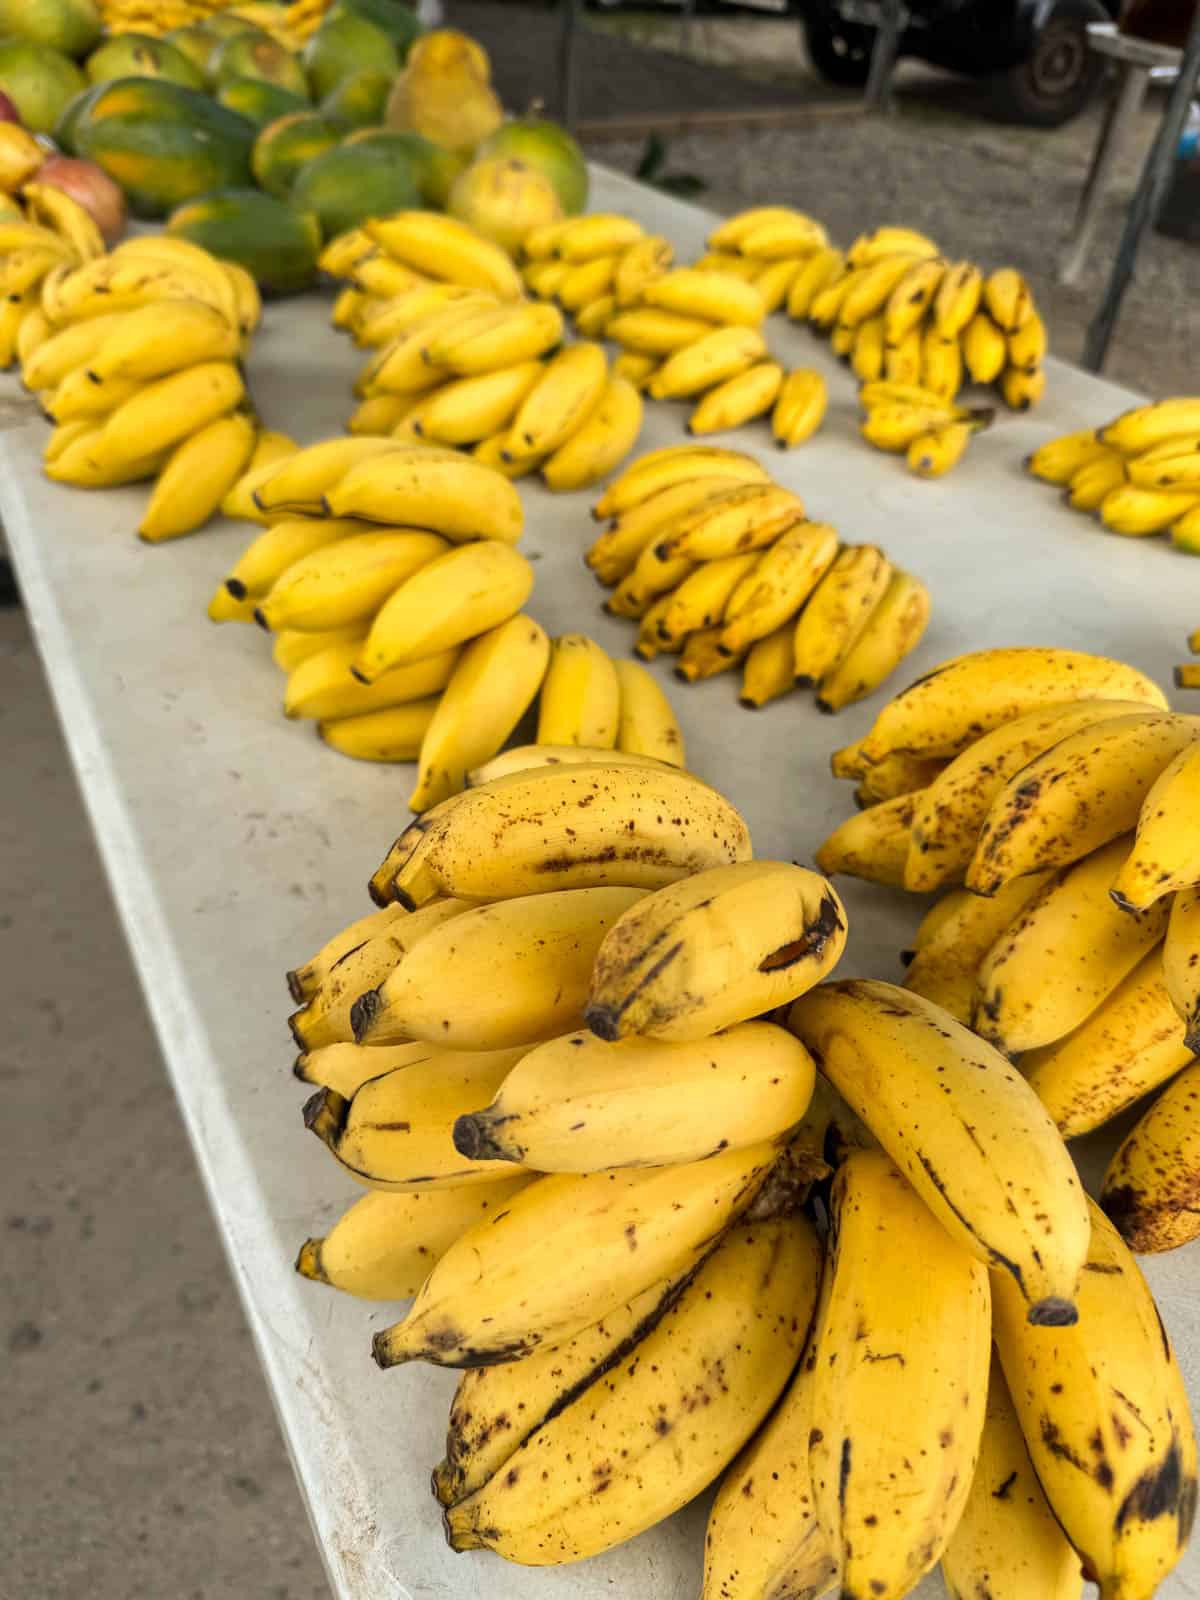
[919,322,964,399]
[992,1199,1197,1600]
[849,313,886,381]
[219,429,298,521]
[465,743,668,788]
[882,256,945,345]
[690,360,784,434]
[408,613,549,812]
[287,900,438,1006]
[736,214,827,259]
[752,256,803,313]
[999,364,1046,410]
[848,225,940,266]
[285,641,458,723]
[42,418,92,466]
[43,429,165,488]
[642,267,764,327]
[540,374,643,493]
[255,530,449,633]
[1101,1060,1200,1253]
[318,700,440,762]
[503,340,607,458]
[647,324,768,400]
[1101,482,1200,536]
[587,476,754,585]
[967,710,1200,895]
[293,1040,440,1098]
[789,980,1091,1323]
[1068,449,1128,510]
[633,592,682,661]
[1026,426,1110,484]
[1164,886,1200,1049]
[324,445,525,544]
[612,658,684,765]
[606,539,696,619]
[611,348,659,391]
[605,306,718,354]
[429,300,564,376]
[1021,948,1193,1138]
[534,632,620,748]
[738,622,797,709]
[902,873,1054,1022]
[1008,307,1047,371]
[657,482,806,562]
[371,1142,778,1366]
[347,394,411,435]
[961,310,1008,384]
[829,317,856,357]
[586,860,846,1042]
[933,259,984,339]
[573,294,614,338]
[413,361,542,446]
[365,212,523,299]
[357,286,493,349]
[352,540,534,681]
[675,623,742,682]
[982,267,1033,333]
[861,398,962,451]
[816,569,930,713]
[44,369,144,423]
[771,367,827,447]
[551,213,644,262]
[20,311,125,391]
[591,442,769,520]
[836,249,925,327]
[14,304,50,370]
[219,517,372,605]
[909,417,982,476]
[1100,399,1200,455]
[808,1148,990,1600]
[1110,742,1200,909]
[792,543,892,687]
[318,226,376,278]
[296,1176,534,1301]
[718,521,840,655]
[785,245,845,320]
[709,206,816,250]
[942,1355,1084,1600]
[555,253,616,312]
[95,360,244,470]
[22,180,105,258]
[814,791,918,887]
[655,551,758,645]
[369,760,751,908]
[138,411,255,543]
[612,233,673,306]
[855,748,946,804]
[86,298,239,382]
[357,308,488,397]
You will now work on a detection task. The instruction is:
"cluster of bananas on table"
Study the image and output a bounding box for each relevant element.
[1179,625,1200,691]
[0,182,113,368]
[16,226,266,538]
[287,776,1194,1594]
[817,645,1200,1256]
[584,443,929,710]
[323,214,645,492]
[1029,397,1200,549]
[99,0,313,47]
[520,212,830,447]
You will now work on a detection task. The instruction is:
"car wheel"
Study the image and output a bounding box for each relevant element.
[989,0,1108,126]
[803,13,876,87]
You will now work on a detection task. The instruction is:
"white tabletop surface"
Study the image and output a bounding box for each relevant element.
[3,165,1198,1600]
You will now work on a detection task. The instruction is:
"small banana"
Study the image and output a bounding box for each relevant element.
[612,658,684,765]
[1067,449,1127,511]
[371,1142,777,1367]
[251,437,402,516]
[709,206,817,250]
[503,340,607,458]
[739,622,798,708]
[86,298,239,382]
[43,429,165,489]
[535,633,620,748]
[961,310,1008,384]
[606,541,695,618]
[408,615,549,813]
[219,517,369,606]
[273,625,367,673]
[605,306,719,354]
[1100,395,1200,455]
[287,900,429,1005]
[648,325,768,400]
[861,399,963,452]
[1008,307,1048,371]
[992,1198,1197,1600]
[1127,433,1200,490]
[296,1177,534,1302]
[255,531,449,634]
[816,569,930,713]
[96,361,244,470]
[612,233,673,306]
[908,418,979,477]
[591,442,769,521]
[771,368,827,447]
[690,361,784,433]
[45,369,144,424]
[466,743,668,787]
[347,394,411,435]
[848,225,939,266]
[20,310,125,391]
[540,374,643,493]
[882,256,946,345]
[933,259,984,339]
[586,478,736,584]
[785,245,845,320]
[572,290,614,338]
[293,1040,439,1099]
[902,873,1054,1023]
[1164,887,1200,1049]
[139,411,256,543]
[365,212,523,299]
[642,267,765,327]
[1101,1060,1200,1254]
[1110,742,1200,909]
[611,348,659,391]
[919,323,964,400]
[657,482,805,561]
[982,267,1033,332]
[676,624,743,682]
[789,980,1090,1323]
[836,250,925,328]
[849,314,886,382]
[1026,426,1110,484]
[1003,363,1046,410]
[220,429,298,522]
[656,551,760,646]
[586,861,846,1042]
[792,543,892,688]
[814,791,918,888]
[718,521,840,656]
[414,361,543,446]
[753,256,804,313]
[854,748,945,804]
[427,301,564,376]
[1100,482,1200,536]
[556,253,616,312]
[736,214,827,258]
[551,213,644,262]
[319,700,441,762]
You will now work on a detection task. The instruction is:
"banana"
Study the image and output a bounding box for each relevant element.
[789,980,1090,1323]
[1027,427,1110,484]
[470,428,543,479]
[611,349,659,391]
[1100,395,1200,454]
[357,310,486,397]
[408,614,549,812]
[829,318,856,358]
[942,1355,1084,1600]
[808,265,863,329]
[609,538,698,619]
[1068,450,1127,510]
[919,326,964,401]
[771,368,827,447]
[41,418,92,466]
[14,305,50,371]
[442,1217,815,1562]
[220,429,298,522]
[850,313,886,382]
[138,411,256,543]
[902,873,1054,1022]
[591,443,769,521]
[932,259,984,339]
[904,697,1151,893]
[1128,434,1200,490]
[222,261,260,337]
[1175,662,1200,685]
[255,531,449,633]
[349,255,426,300]
[607,659,690,765]
[44,369,144,423]
[1021,948,1193,1139]
[814,791,918,887]
[348,394,411,435]
[738,621,798,708]
[466,743,669,787]
[22,180,105,259]
[737,215,827,259]
[982,267,1032,333]
[332,284,367,331]
[1101,1060,1200,1253]
[357,286,493,349]
[654,553,757,644]
[572,293,615,339]
[856,647,1169,765]
[785,245,845,320]
[352,541,534,681]
[429,301,564,376]
[808,1148,990,1600]
[1100,482,1200,536]
[296,1176,534,1302]
[837,250,925,327]
[967,711,1200,896]
[848,225,940,266]
[792,543,892,687]
[676,624,742,682]
[293,1040,438,1098]
[1008,308,1047,372]
[86,298,240,382]
[414,361,543,446]
[46,260,233,328]
[586,861,846,1042]
[94,361,244,470]
[44,429,165,488]
[372,1142,778,1367]
[287,900,423,1004]
[753,256,804,314]
[1164,887,1200,1049]
[642,268,765,327]
[860,398,963,452]
[992,1198,1197,1600]
[695,251,764,281]
[962,310,1008,384]
[20,311,125,391]
[353,886,646,1049]
[365,212,523,299]
[2,246,73,298]
[556,253,617,312]
[657,482,806,562]
[540,374,643,493]
[303,1047,530,1190]
[855,749,945,803]
[318,226,375,277]
[368,760,751,908]
[285,641,458,722]
[529,632,619,749]
[718,521,840,656]
[605,307,718,354]
[520,218,576,259]
[319,700,441,762]
[552,213,645,262]
[816,569,930,713]
[220,517,370,604]
[973,835,1171,1055]
[324,445,525,544]
[709,206,816,250]
[635,593,686,660]
[882,256,945,345]
[501,340,607,458]
[1110,742,1200,909]
[690,361,784,435]
[612,233,673,306]
[457,1019,813,1172]
[647,325,768,400]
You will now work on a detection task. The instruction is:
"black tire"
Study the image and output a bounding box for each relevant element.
[803,13,875,87]
[988,1,1108,126]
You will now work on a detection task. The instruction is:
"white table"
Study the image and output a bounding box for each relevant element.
[5,167,1199,1600]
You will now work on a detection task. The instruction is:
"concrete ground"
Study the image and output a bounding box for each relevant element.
[3,26,1197,1597]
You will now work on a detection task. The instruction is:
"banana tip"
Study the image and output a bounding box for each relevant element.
[291,1053,312,1083]
[1027,1295,1078,1328]
[584,1003,621,1042]
[288,1006,312,1049]
[371,1327,411,1369]
[294,1238,326,1282]
[226,577,247,600]
[301,1087,330,1132]
[349,987,382,1043]
[285,969,306,1004]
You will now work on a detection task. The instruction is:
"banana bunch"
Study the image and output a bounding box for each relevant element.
[321,214,646,492]
[1028,397,1200,552]
[584,443,930,710]
[0,182,108,372]
[22,230,268,539]
[857,378,995,477]
[99,0,310,47]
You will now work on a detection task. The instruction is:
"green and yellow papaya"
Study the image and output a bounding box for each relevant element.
[218,76,308,127]
[167,187,321,297]
[251,109,342,198]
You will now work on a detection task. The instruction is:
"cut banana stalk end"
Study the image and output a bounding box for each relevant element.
[1026,1294,1079,1327]
[294,1238,327,1283]
[302,1086,347,1147]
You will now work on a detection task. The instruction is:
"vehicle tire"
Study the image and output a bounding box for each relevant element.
[803,12,875,87]
[988,0,1108,126]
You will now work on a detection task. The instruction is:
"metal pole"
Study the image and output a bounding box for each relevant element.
[681,0,698,59]
[1082,10,1200,371]
[865,0,906,112]
[559,0,581,130]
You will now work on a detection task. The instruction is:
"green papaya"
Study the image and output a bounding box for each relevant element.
[213,30,309,99]
[320,68,389,128]
[341,125,458,206]
[302,11,397,101]
[251,109,342,199]
[218,76,308,127]
[0,0,102,59]
[289,143,420,241]
[52,78,106,153]
[0,37,85,132]
[84,32,206,90]
[334,0,422,60]
[164,25,222,85]
[167,187,321,297]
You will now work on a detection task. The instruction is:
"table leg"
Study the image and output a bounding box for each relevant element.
[1058,62,1150,285]
[865,0,907,112]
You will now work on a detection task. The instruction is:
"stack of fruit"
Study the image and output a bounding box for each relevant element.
[288,774,1195,1594]
[585,444,931,710]
[322,211,645,491]
[1028,398,1200,550]
[817,647,1200,1258]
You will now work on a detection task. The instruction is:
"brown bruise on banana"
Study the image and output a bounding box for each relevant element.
[1102,1066,1200,1253]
